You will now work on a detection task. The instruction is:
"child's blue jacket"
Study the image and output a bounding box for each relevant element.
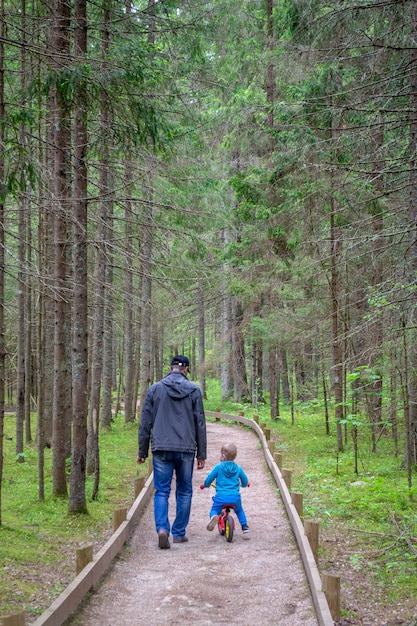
[203,460,249,495]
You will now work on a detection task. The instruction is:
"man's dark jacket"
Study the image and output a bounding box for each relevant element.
[138,370,207,461]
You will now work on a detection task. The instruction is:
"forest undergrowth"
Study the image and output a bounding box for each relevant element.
[1,381,416,625]
[209,381,417,626]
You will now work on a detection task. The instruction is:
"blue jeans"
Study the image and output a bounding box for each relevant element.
[210,493,247,528]
[152,451,195,538]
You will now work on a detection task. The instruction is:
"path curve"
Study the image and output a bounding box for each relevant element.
[65,421,319,626]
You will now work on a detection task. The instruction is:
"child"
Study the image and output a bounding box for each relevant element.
[200,442,250,536]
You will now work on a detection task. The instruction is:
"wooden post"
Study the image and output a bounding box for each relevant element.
[113,507,127,532]
[322,572,340,621]
[0,612,25,626]
[148,458,153,476]
[215,408,221,422]
[273,452,283,470]
[268,440,275,454]
[239,411,244,417]
[134,476,145,498]
[291,491,303,518]
[282,468,292,489]
[263,427,271,440]
[304,519,319,564]
[253,414,259,423]
[260,421,266,429]
[76,544,93,575]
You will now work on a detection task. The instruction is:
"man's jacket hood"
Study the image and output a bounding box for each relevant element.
[161,371,196,399]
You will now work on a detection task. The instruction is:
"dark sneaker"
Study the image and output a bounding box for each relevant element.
[158,530,170,549]
[173,536,189,543]
[207,515,219,531]
[242,525,251,538]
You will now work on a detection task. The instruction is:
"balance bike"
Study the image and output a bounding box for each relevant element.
[217,503,236,542]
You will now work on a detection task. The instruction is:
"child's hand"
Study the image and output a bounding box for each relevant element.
[199,484,205,490]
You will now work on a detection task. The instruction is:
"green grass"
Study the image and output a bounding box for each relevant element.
[275,407,417,606]
[0,414,146,618]
[1,380,417,621]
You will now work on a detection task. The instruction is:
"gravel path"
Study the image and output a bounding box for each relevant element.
[66,421,319,626]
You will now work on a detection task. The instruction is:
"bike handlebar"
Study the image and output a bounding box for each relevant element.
[200,482,250,489]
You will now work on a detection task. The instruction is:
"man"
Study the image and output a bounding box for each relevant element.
[137,355,207,549]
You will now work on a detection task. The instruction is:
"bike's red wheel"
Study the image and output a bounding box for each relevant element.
[224,515,234,542]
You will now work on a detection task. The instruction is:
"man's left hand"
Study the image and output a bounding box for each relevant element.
[196,459,205,470]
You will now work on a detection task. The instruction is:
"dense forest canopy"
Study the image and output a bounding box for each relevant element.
[0,0,417,516]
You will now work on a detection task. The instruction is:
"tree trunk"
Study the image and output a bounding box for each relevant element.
[87,161,109,498]
[16,10,29,451]
[132,289,142,420]
[365,99,385,447]
[279,347,290,404]
[69,0,88,515]
[37,254,45,501]
[198,284,206,399]
[139,3,156,410]
[24,211,32,444]
[37,107,55,494]
[389,360,398,457]
[101,198,114,429]
[52,203,70,497]
[139,168,154,410]
[22,14,32,445]
[101,252,114,429]
[220,295,233,399]
[220,231,233,399]
[42,196,55,447]
[331,210,344,453]
[232,299,250,402]
[51,0,72,498]
[123,162,134,424]
[250,342,256,407]
[86,3,114,476]
[269,345,279,420]
[0,0,5,523]
[330,77,344,453]
[16,198,26,462]
[407,1,417,466]
[37,104,55,498]
[18,19,33,447]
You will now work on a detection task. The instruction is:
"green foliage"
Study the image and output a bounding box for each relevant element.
[273,410,417,604]
[2,162,39,201]
[0,414,145,617]
[204,382,417,609]
[229,171,265,222]
[41,67,82,105]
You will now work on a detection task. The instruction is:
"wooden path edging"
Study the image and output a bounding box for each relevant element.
[10,412,335,626]
[29,474,153,626]
[205,411,335,626]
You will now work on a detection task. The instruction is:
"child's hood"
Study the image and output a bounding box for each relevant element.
[220,460,239,478]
